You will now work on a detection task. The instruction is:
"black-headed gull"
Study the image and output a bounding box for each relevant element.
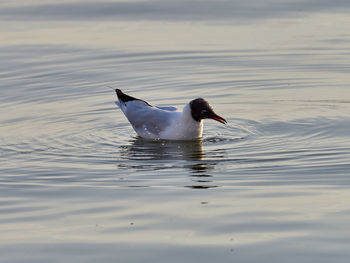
[114,89,226,140]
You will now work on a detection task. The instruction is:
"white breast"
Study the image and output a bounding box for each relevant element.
[159,104,203,140]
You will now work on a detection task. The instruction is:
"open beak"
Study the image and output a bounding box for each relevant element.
[208,113,227,125]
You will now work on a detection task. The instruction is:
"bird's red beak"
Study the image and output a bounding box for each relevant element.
[209,113,227,125]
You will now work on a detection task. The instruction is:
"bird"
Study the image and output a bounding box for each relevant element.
[113,89,226,140]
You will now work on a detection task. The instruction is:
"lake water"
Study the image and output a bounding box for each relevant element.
[1,1,350,262]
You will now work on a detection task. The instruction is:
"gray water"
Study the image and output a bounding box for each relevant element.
[1,1,350,262]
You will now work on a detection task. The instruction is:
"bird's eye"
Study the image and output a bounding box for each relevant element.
[201,110,207,114]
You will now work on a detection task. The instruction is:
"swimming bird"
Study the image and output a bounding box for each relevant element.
[113,89,226,140]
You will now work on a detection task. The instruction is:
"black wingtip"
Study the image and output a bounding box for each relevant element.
[115,89,122,96]
[114,89,151,106]
[115,89,135,103]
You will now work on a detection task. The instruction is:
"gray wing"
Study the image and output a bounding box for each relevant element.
[156,105,178,111]
[122,101,179,137]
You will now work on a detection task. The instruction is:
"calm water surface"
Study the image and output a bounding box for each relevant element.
[1,1,350,262]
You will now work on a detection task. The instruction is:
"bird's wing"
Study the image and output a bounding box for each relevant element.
[155,105,178,111]
[119,100,179,137]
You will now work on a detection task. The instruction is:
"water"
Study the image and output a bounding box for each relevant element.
[1,1,350,262]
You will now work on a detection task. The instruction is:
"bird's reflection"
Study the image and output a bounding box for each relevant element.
[118,137,218,188]
[120,136,204,161]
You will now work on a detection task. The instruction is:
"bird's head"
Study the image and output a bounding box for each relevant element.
[189,98,227,124]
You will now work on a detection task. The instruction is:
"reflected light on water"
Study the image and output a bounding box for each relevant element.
[1,1,350,262]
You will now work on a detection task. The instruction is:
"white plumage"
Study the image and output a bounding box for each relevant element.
[114,89,226,140]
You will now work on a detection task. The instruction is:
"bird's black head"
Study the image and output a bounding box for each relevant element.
[189,98,227,124]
